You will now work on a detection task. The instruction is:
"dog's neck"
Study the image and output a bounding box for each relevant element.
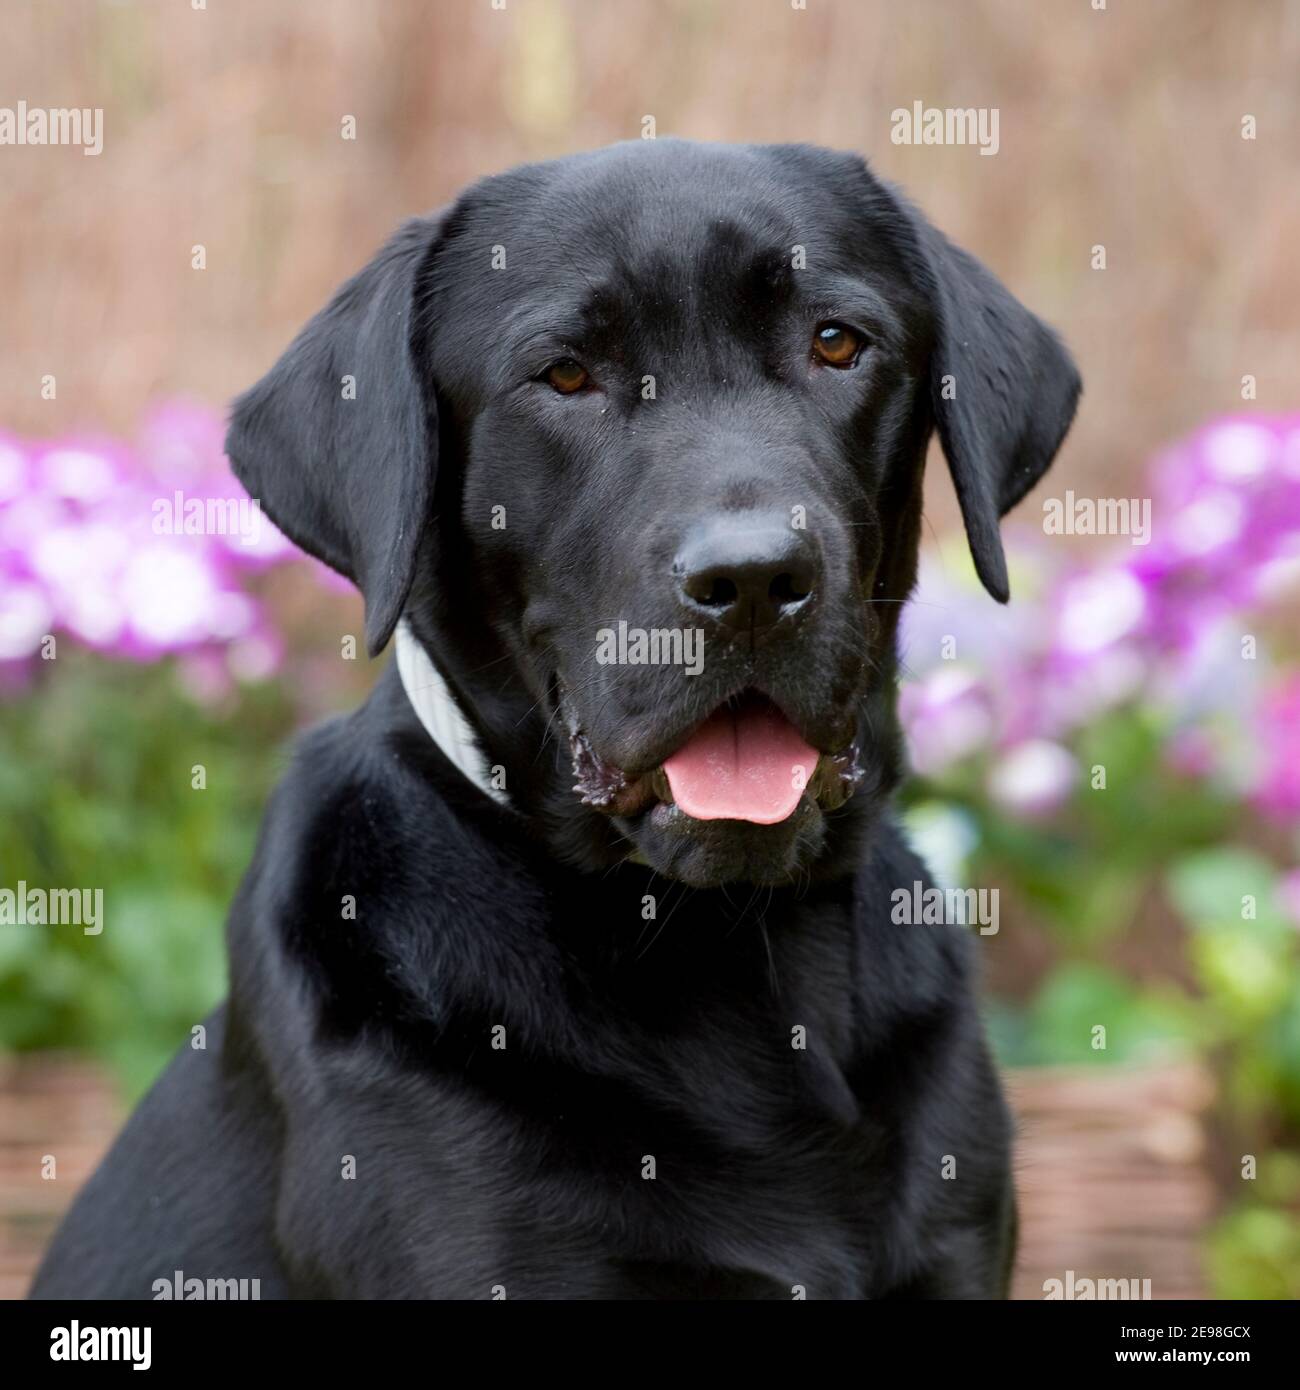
[394,621,509,807]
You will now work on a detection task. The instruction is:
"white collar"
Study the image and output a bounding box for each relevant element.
[394,620,509,806]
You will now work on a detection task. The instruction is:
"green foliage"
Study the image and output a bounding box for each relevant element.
[0,651,296,1098]
[1021,963,1198,1066]
[1209,1200,1300,1300]
[906,705,1300,1298]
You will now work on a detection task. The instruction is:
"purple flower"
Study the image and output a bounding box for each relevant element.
[1278,869,1300,928]
[899,667,998,776]
[1249,676,1300,823]
[987,739,1078,819]
[899,413,1300,823]
[0,402,334,677]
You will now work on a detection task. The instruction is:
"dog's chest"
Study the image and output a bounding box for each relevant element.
[485,1038,884,1299]
[453,917,891,1297]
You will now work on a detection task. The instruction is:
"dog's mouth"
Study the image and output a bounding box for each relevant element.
[565,688,865,824]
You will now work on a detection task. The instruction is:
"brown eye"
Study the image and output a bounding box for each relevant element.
[812,322,863,367]
[546,359,589,394]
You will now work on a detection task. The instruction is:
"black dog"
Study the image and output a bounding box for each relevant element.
[32,140,1078,1300]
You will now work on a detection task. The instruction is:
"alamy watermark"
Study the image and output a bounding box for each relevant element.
[0,882,102,934]
[152,491,263,545]
[1,101,103,156]
[595,621,705,676]
[49,1323,150,1369]
[1043,491,1151,545]
[1043,1269,1152,1300]
[890,880,999,935]
[890,102,1000,156]
[152,1269,261,1300]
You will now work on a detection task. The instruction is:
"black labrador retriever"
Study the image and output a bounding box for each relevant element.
[33,139,1078,1300]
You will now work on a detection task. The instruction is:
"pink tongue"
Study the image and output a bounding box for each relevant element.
[662,702,818,825]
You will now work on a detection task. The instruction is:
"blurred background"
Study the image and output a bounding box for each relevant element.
[1,0,1299,1299]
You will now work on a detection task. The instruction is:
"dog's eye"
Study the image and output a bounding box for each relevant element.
[546,359,590,394]
[812,322,864,367]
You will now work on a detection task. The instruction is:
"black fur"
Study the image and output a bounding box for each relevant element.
[32,140,1078,1300]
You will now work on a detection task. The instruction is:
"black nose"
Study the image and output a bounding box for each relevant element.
[675,515,820,631]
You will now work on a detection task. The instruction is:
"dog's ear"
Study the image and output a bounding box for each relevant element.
[226,213,445,656]
[912,216,1081,602]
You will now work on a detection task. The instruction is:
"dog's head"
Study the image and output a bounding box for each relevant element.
[227,140,1078,889]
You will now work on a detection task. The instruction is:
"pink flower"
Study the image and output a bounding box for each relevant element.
[900,668,997,776]
[1278,870,1300,928]
[1249,676,1300,823]
[0,401,344,678]
[987,740,1078,819]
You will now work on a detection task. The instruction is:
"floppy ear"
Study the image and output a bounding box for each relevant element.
[226,213,444,656]
[914,218,1081,602]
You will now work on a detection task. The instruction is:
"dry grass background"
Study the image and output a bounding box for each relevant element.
[2,0,1299,532]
